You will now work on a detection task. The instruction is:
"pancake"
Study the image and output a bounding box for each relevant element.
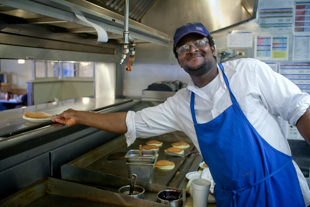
[165,147,184,155]
[146,140,163,147]
[141,145,159,151]
[23,112,53,119]
[155,160,175,170]
[171,141,190,149]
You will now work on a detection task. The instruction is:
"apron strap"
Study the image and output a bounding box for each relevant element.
[190,92,198,125]
[218,63,240,108]
[226,159,293,207]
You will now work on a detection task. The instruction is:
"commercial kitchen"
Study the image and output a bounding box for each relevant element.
[0,0,310,206]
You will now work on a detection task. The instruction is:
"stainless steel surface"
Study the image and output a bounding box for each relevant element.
[125,149,157,163]
[142,90,176,102]
[86,0,156,22]
[0,0,170,50]
[0,0,257,49]
[61,130,202,188]
[127,156,157,183]
[125,149,158,183]
[119,185,145,199]
[0,97,133,137]
[0,98,141,200]
[0,177,167,207]
[141,0,258,35]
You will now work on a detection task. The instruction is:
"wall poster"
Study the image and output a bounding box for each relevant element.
[264,61,278,72]
[293,35,310,60]
[227,31,253,48]
[254,35,289,60]
[259,7,293,33]
[294,1,310,33]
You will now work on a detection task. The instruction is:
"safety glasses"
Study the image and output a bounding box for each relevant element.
[176,38,209,56]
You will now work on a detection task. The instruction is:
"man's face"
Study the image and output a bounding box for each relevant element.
[176,34,216,77]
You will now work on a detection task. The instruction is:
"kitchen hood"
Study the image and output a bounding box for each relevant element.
[0,0,258,55]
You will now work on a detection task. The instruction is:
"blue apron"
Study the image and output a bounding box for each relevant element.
[190,63,305,207]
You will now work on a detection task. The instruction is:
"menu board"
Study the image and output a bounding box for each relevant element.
[293,35,310,60]
[294,1,310,33]
[259,8,293,33]
[264,61,278,72]
[254,35,289,60]
[279,62,310,92]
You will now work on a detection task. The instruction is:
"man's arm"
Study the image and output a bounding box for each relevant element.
[296,107,310,145]
[52,109,128,134]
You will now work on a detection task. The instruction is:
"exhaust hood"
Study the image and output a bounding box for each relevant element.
[0,0,258,55]
[0,0,170,55]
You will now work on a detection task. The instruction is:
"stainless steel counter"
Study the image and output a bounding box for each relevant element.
[0,97,133,136]
[0,97,141,200]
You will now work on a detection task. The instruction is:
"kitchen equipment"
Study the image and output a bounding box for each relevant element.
[119,185,145,199]
[60,131,202,188]
[125,149,157,163]
[129,174,137,195]
[157,189,183,207]
[0,177,164,207]
[119,175,145,199]
[125,149,158,183]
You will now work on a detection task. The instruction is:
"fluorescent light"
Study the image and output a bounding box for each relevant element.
[18,59,25,64]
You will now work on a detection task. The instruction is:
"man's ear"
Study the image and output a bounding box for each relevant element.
[177,58,181,66]
[211,45,216,57]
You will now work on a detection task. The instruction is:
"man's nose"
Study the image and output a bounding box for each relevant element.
[188,44,198,53]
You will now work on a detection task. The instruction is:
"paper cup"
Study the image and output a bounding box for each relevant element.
[191,178,211,207]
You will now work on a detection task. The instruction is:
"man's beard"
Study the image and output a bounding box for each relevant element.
[185,59,214,77]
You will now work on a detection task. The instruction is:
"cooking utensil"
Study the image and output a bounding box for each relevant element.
[139,144,142,156]
[129,174,137,195]
[118,185,145,199]
[166,150,198,157]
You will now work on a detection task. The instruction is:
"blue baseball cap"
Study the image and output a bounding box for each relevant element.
[173,22,210,48]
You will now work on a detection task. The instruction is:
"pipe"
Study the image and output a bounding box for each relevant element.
[119,0,135,71]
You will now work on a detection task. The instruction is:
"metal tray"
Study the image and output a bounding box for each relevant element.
[126,156,157,183]
[125,149,158,163]
[0,177,167,207]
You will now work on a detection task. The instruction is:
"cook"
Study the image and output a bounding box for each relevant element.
[53,22,310,207]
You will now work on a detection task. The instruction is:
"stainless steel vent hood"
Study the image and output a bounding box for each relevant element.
[0,0,258,54]
[0,0,170,54]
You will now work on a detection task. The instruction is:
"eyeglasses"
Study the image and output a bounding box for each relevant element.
[176,38,209,56]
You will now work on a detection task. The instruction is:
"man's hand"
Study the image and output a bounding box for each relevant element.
[52,109,78,126]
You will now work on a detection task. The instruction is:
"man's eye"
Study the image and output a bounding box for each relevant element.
[197,40,206,46]
[179,45,189,53]
[183,45,190,51]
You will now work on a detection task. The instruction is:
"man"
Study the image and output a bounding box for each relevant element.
[53,22,310,206]
[0,81,6,100]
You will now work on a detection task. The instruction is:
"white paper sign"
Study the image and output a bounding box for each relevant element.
[71,6,108,42]
[227,31,253,48]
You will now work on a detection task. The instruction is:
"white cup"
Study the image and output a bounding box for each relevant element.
[191,178,211,207]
